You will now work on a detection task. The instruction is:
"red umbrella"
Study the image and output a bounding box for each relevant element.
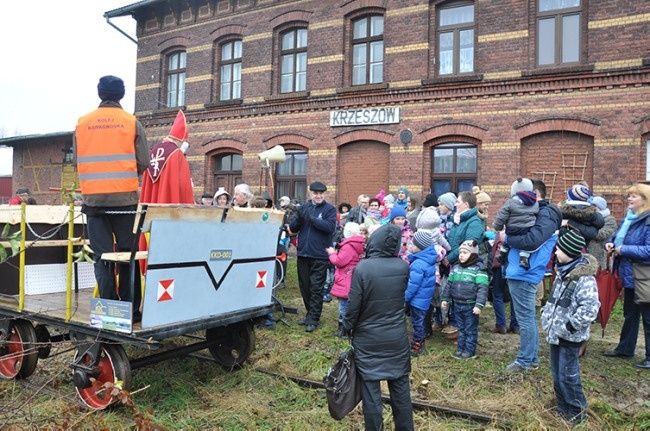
[596,253,623,337]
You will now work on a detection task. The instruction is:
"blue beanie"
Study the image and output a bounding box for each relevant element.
[591,196,607,211]
[389,205,407,221]
[397,187,409,197]
[97,75,125,101]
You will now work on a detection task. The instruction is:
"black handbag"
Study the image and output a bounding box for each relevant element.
[323,347,361,420]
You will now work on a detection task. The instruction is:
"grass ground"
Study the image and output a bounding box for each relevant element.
[1,257,648,429]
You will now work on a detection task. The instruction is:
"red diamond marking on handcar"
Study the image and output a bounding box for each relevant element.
[157,279,174,301]
[256,271,267,288]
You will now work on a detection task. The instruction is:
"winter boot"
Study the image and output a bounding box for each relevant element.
[411,340,425,357]
[334,322,344,338]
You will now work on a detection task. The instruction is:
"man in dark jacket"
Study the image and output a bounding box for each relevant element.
[505,179,562,373]
[289,181,337,332]
[342,224,414,431]
[347,194,370,224]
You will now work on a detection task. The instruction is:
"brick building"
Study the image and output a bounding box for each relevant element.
[5,0,650,216]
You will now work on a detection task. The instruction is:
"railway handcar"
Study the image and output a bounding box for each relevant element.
[0,203,290,409]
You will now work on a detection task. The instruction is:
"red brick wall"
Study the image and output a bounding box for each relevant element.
[338,141,389,205]
[9,0,649,219]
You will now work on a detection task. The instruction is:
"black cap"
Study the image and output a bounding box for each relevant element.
[309,181,327,192]
[422,193,438,208]
[97,75,125,101]
[201,193,213,199]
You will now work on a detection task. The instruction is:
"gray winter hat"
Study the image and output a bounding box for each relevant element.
[438,192,456,211]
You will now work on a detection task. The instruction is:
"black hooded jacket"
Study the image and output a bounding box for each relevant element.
[342,224,411,380]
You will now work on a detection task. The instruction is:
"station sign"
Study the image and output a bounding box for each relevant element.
[330,107,400,127]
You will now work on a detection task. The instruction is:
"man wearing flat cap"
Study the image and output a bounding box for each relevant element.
[74,75,149,320]
[289,181,337,332]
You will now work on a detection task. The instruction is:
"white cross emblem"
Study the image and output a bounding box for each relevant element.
[150,147,165,177]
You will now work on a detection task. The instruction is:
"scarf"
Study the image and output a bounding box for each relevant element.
[366,208,382,221]
[556,254,585,279]
[614,210,639,248]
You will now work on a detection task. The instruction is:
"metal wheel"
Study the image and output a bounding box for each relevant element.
[0,319,39,379]
[206,321,255,369]
[74,344,131,410]
[34,324,52,359]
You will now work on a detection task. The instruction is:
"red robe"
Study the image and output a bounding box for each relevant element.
[139,140,195,272]
[140,140,194,204]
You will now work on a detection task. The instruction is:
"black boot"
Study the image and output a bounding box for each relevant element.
[334,322,343,337]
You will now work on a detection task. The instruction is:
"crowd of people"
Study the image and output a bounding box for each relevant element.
[8,73,642,429]
[282,180,650,428]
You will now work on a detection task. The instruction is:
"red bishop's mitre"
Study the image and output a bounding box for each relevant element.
[169,110,188,141]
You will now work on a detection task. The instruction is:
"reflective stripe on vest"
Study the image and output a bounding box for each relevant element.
[76,107,138,195]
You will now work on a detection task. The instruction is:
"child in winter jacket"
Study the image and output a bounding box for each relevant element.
[406,231,438,357]
[560,183,605,245]
[441,240,489,359]
[541,231,600,425]
[326,222,366,338]
[493,177,539,269]
[415,205,451,252]
[388,205,413,262]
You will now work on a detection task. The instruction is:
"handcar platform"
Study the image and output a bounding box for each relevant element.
[0,203,292,409]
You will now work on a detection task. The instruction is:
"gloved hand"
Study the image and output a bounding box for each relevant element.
[301,202,314,220]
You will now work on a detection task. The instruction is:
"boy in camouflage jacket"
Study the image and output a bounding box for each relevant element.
[541,231,600,425]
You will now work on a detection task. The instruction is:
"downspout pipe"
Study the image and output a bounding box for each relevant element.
[104,14,138,45]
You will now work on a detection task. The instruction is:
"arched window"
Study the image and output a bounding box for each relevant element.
[166,50,186,107]
[280,28,308,93]
[219,40,242,101]
[275,151,307,202]
[351,15,384,85]
[213,153,242,194]
[431,143,477,195]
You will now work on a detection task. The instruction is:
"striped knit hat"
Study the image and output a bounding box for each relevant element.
[557,231,586,259]
[412,231,434,250]
[566,184,592,202]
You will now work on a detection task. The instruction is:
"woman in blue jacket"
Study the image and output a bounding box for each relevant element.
[604,183,650,370]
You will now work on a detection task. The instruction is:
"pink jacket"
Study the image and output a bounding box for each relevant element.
[329,236,366,299]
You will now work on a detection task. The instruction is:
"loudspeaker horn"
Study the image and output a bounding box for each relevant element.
[257,145,286,163]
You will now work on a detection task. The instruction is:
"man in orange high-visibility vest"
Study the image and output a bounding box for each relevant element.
[74,75,149,321]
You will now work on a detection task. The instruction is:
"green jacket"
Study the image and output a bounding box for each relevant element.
[446,207,484,264]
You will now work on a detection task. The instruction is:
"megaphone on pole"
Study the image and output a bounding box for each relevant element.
[257,145,286,166]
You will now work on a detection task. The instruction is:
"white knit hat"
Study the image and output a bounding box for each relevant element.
[343,222,361,238]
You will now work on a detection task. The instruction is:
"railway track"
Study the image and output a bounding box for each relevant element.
[3,345,512,427]
[188,352,514,427]
[254,367,513,426]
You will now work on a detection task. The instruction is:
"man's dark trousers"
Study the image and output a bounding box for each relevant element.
[296,256,329,325]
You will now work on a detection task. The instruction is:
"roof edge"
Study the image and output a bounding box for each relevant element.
[104,0,164,18]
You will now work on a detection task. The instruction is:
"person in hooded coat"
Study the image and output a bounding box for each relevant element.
[342,224,414,431]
